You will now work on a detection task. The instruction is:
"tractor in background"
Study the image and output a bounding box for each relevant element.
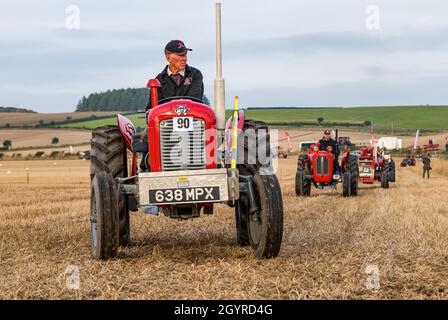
[401,155,416,167]
[358,146,396,188]
[295,135,359,197]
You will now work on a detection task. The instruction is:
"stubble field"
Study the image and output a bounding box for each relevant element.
[0,158,447,299]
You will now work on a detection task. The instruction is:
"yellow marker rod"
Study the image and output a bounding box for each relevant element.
[231,96,239,170]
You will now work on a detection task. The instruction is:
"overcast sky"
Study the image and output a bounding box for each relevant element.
[1,0,448,112]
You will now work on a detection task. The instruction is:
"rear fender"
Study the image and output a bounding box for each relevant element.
[117,114,136,151]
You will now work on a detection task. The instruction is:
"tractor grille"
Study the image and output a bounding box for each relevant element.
[316,156,330,175]
[159,118,206,171]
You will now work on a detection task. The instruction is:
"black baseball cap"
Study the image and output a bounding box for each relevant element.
[164,40,192,55]
[324,130,331,135]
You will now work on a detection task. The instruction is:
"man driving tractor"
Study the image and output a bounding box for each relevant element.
[137,40,205,214]
[318,130,340,173]
[146,40,204,110]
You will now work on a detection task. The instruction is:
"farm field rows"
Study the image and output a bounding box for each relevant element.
[0,112,117,127]
[0,158,446,299]
[0,129,90,149]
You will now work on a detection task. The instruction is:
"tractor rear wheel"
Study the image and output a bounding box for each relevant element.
[388,160,396,182]
[347,154,359,196]
[342,172,351,197]
[295,156,311,196]
[90,172,119,260]
[90,126,130,247]
[381,162,390,189]
[236,120,283,258]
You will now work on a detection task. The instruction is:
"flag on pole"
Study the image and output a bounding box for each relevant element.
[284,132,292,151]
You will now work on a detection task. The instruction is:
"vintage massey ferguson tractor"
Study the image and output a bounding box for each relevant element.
[358,146,396,188]
[89,3,283,260]
[295,138,359,197]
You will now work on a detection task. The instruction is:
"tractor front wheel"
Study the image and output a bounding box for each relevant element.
[90,172,119,260]
[247,174,283,259]
[235,120,283,258]
[90,126,130,247]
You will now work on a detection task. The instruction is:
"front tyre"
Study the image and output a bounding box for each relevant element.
[247,174,283,259]
[90,172,119,260]
[90,126,130,247]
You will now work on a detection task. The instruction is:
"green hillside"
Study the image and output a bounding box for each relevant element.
[60,105,448,131]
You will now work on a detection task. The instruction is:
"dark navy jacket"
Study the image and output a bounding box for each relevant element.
[146,65,204,109]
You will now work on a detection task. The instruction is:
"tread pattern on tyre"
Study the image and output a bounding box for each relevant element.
[235,120,283,258]
[249,173,283,259]
[388,160,396,182]
[235,120,271,246]
[347,154,359,196]
[90,125,130,246]
[237,120,271,176]
[381,161,390,189]
[91,172,119,260]
[295,155,311,196]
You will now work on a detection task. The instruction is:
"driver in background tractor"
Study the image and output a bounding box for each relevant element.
[318,130,340,173]
[146,40,204,110]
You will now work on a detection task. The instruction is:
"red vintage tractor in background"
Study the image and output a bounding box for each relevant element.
[400,155,416,167]
[295,140,359,197]
[358,146,396,188]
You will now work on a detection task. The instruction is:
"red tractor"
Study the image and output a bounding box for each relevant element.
[358,146,395,188]
[89,7,283,260]
[400,155,416,167]
[295,142,359,197]
[90,91,283,260]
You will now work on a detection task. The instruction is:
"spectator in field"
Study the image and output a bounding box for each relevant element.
[422,154,431,179]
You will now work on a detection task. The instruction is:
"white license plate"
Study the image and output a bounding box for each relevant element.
[149,186,220,204]
[173,117,193,131]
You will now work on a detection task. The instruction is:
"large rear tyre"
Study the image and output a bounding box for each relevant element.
[247,174,283,259]
[347,154,359,196]
[381,162,390,189]
[91,126,130,247]
[342,172,351,197]
[295,156,311,196]
[236,120,283,258]
[388,160,396,182]
[90,172,119,260]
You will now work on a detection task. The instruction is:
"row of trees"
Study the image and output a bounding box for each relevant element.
[75,88,149,111]
[75,87,210,111]
[0,106,36,113]
[316,117,371,126]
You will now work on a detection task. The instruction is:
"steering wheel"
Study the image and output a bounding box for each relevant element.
[158,96,204,104]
